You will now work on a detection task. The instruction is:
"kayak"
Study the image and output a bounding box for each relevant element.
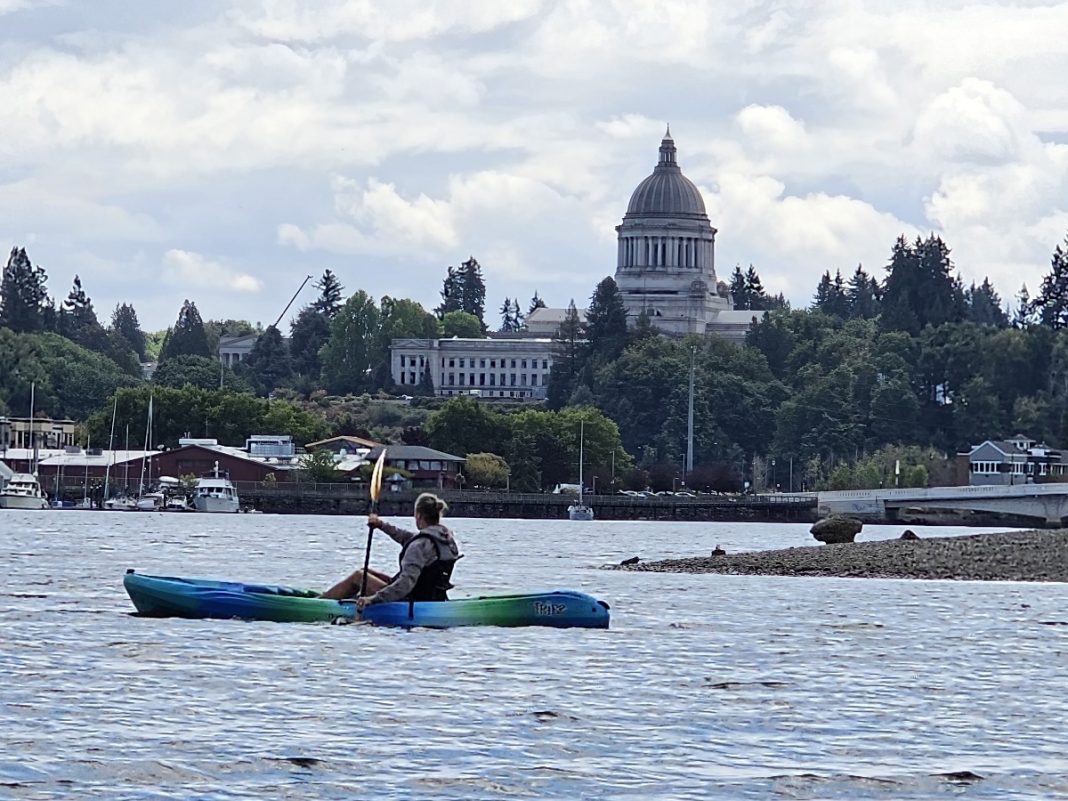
[123,571,610,629]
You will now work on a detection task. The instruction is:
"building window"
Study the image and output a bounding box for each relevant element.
[459,358,465,368]
[459,374,465,386]
[469,373,475,386]
[542,360,548,369]
[521,359,527,369]
[531,374,538,386]
[510,373,517,386]
[479,374,485,386]
[511,359,517,368]
[490,359,496,368]
[480,359,486,368]
[490,374,496,386]
[521,374,527,386]
[449,359,455,368]
[449,373,455,385]
[409,372,416,385]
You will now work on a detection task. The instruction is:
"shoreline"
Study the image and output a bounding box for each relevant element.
[612,529,1068,583]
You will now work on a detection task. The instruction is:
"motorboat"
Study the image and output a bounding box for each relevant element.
[104,495,138,511]
[0,474,49,510]
[164,496,193,512]
[194,462,239,513]
[135,491,165,512]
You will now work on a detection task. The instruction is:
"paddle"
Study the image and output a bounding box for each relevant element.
[358,449,388,610]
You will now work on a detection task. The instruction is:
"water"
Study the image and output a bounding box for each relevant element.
[2,512,1067,799]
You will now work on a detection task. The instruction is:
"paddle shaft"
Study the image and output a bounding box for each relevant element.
[357,502,377,599]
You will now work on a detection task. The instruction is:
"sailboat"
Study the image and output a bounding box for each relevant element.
[104,419,137,511]
[0,382,48,510]
[568,421,595,521]
[135,394,163,511]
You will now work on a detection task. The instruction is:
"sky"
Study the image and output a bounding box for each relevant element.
[3,0,1068,332]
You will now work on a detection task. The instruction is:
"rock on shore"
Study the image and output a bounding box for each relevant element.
[613,529,1068,582]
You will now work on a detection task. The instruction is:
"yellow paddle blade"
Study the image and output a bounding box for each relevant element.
[370,449,387,502]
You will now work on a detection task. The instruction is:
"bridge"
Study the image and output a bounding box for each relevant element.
[818,484,1068,526]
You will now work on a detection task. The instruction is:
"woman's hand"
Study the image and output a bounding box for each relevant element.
[356,596,371,611]
[367,512,382,529]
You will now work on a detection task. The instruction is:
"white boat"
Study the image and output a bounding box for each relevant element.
[0,473,49,510]
[164,496,192,512]
[568,421,595,521]
[135,491,165,511]
[194,462,239,513]
[104,495,138,511]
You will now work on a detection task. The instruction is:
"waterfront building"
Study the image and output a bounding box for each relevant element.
[957,434,1068,486]
[218,333,260,368]
[390,337,554,401]
[0,416,77,452]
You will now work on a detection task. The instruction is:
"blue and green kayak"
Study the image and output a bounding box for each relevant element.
[123,571,610,629]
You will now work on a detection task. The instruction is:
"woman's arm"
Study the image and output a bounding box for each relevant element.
[376,520,416,545]
[364,539,434,604]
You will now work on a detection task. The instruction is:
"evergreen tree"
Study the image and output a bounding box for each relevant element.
[0,246,52,333]
[584,276,628,362]
[1013,284,1036,328]
[1034,235,1068,329]
[242,325,292,396]
[288,306,331,378]
[436,257,487,328]
[159,299,211,361]
[111,303,146,360]
[512,298,525,331]
[417,365,435,396]
[728,265,748,309]
[57,275,109,352]
[312,269,344,319]
[813,270,849,317]
[744,265,768,310]
[547,300,584,409]
[965,278,1009,327]
[499,297,516,332]
[880,235,963,334]
[528,291,546,315]
[846,264,880,319]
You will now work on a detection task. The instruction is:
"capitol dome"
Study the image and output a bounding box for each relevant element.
[625,128,707,218]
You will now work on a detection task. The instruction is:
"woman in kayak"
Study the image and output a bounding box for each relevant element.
[321,492,461,608]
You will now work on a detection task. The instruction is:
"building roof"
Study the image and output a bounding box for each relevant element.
[368,445,465,463]
[306,435,381,450]
[625,131,708,218]
[526,307,588,325]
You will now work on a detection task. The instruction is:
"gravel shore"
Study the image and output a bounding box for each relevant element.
[613,529,1068,582]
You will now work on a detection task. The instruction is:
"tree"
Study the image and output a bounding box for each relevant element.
[529,292,547,315]
[499,297,517,332]
[289,306,332,379]
[241,325,292,395]
[744,265,769,310]
[57,275,109,353]
[881,235,964,335]
[547,300,585,409]
[728,265,748,310]
[153,354,224,390]
[375,296,440,388]
[312,269,344,319]
[417,365,435,396]
[965,278,1008,327]
[1014,284,1036,328]
[437,257,486,328]
[299,448,342,482]
[465,452,510,488]
[159,300,210,361]
[813,270,848,318]
[441,310,483,338]
[0,246,52,333]
[425,396,509,456]
[320,291,380,394]
[1034,235,1068,329]
[846,264,880,319]
[111,303,146,360]
[585,276,628,362]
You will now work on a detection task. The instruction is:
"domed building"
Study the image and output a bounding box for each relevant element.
[613,128,750,337]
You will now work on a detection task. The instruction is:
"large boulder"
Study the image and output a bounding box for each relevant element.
[810,515,863,544]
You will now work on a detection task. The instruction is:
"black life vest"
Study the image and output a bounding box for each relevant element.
[393,533,458,602]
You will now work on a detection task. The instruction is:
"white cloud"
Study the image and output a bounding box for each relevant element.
[736,105,807,151]
[161,249,263,294]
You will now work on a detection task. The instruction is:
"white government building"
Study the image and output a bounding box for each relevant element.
[391,129,762,399]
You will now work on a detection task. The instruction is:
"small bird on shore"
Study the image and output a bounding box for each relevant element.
[711,544,726,556]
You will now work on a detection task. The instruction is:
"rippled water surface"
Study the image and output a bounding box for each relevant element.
[2,512,1067,799]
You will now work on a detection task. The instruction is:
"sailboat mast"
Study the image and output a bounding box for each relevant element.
[686,345,695,482]
[29,381,36,475]
[138,394,153,497]
[83,434,91,503]
[103,395,118,500]
[578,421,584,504]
